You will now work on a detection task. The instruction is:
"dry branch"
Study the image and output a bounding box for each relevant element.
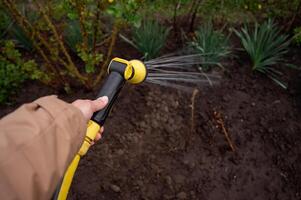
[213,111,235,152]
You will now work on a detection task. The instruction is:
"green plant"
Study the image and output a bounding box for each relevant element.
[132,20,170,60]
[1,3,35,50]
[107,0,143,28]
[0,6,12,39]
[64,20,84,53]
[234,19,291,89]
[64,20,103,73]
[0,40,47,104]
[8,24,33,51]
[190,23,231,71]
[1,0,126,89]
[293,27,301,46]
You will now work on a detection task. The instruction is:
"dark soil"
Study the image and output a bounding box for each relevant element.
[1,41,301,200]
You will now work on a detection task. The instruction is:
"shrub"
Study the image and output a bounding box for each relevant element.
[0,40,45,104]
[189,23,231,71]
[2,0,137,89]
[132,20,170,60]
[64,20,102,73]
[234,19,291,89]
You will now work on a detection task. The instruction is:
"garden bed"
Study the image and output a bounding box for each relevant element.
[1,40,300,200]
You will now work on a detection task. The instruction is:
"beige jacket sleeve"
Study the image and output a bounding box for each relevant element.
[0,95,87,200]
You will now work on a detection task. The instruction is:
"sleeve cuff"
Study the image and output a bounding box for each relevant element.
[34,95,87,139]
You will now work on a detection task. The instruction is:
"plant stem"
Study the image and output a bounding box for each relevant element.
[189,0,202,32]
[34,1,89,86]
[93,1,103,53]
[75,0,89,52]
[93,22,119,87]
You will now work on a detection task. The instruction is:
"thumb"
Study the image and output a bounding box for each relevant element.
[91,96,109,112]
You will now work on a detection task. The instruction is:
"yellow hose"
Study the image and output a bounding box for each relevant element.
[57,155,80,200]
[57,120,100,200]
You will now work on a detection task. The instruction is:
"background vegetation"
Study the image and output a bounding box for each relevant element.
[0,0,301,104]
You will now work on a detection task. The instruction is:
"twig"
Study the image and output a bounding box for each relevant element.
[118,33,138,49]
[185,88,199,150]
[75,0,88,52]
[190,89,199,134]
[96,35,112,47]
[213,111,235,152]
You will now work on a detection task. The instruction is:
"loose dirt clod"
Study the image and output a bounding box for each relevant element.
[110,184,121,193]
[176,191,187,199]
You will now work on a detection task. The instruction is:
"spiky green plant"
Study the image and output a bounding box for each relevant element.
[64,19,94,53]
[132,20,170,60]
[64,20,84,53]
[190,23,231,71]
[234,19,291,89]
[0,7,11,39]
[9,24,33,51]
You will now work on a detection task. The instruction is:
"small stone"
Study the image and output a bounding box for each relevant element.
[136,180,143,187]
[152,120,159,128]
[116,149,124,156]
[165,176,172,186]
[173,101,179,108]
[251,102,256,107]
[140,121,147,128]
[268,128,274,133]
[173,174,185,185]
[176,192,187,199]
[110,184,120,193]
[183,158,195,169]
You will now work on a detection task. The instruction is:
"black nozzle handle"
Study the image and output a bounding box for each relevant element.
[91,71,125,125]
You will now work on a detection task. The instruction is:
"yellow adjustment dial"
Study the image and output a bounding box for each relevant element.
[128,60,147,84]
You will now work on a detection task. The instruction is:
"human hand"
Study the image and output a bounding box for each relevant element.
[72,96,108,144]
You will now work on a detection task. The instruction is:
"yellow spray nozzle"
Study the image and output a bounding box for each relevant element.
[108,57,147,84]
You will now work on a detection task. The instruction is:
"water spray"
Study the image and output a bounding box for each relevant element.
[145,53,220,91]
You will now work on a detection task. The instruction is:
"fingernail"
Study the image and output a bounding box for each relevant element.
[98,96,108,104]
